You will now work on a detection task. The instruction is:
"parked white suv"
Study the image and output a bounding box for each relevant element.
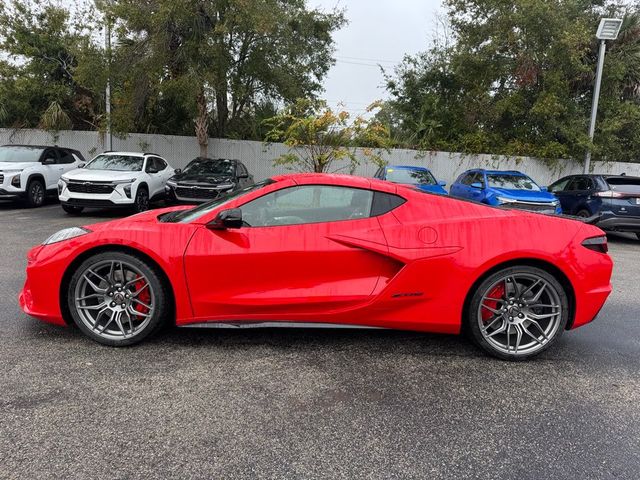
[58,151,174,214]
[0,144,85,207]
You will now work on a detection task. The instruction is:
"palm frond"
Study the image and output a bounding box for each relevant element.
[39,101,72,131]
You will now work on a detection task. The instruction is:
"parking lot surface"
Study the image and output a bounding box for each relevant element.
[1,200,639,479]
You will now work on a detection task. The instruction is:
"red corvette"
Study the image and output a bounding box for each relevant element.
[20,173,613,359]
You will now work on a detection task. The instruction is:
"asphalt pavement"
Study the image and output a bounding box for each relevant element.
[1,200,639,480]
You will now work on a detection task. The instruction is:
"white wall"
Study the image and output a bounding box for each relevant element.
[2,128,639,185]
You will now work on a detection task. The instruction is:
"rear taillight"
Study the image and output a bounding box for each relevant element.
[582,236,608,254]
[594,190,624,198]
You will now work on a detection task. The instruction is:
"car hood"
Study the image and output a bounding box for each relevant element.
[170,173,235,187]
[85,205,193,232]
[62,169,141,182]
[0,161,39,171]
[415,184,448,195]
[490,187,557,203]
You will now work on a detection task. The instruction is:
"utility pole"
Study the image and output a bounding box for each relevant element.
[105,16,113,151]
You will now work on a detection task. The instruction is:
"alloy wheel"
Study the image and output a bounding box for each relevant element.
[73,259,155,340]
[30,181,44,206]
[477,273,563,356]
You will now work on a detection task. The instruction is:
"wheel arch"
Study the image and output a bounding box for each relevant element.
[26,173,45,187]
[461,258,576,332]
[59,244,176,325]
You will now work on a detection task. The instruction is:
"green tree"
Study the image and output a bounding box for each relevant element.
[102,0,345,155]
[264,98,392,173]
[384,0,640,163]
[0,0,104,131]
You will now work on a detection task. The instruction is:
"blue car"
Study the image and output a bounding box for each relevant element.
[450,169,562,214]
[549,174,640,239]
[374,165,448,194]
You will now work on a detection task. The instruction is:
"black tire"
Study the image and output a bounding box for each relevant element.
[66,251,171,346]
[62,204,84,215]
[25,179,45,207]
[133,186,150,213]
[576,209,590,218]
[466,266,569,361]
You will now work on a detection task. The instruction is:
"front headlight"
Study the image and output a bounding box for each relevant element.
[43,227,91,245]
[166,180,177,187]
[11,174,21,188]
[496,196,517,204]
[551,200,560,206]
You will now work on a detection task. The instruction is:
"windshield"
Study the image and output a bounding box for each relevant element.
[487,174,540,191]
[386,168,436,185]
[0,146,44,163]
[87,154,144,171]
[166,179,274,223]
[183,158,235,176]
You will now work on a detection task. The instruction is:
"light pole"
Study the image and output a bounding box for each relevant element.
[584,18,623,174]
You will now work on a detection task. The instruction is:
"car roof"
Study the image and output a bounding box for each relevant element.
[386,165,432,171]
[270,172,403,192]
[101,151,147,157]
[602,174,640,180]
[472,169,527,175]
[1,144,50,149]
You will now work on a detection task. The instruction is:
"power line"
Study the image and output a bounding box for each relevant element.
[336,55,400,65]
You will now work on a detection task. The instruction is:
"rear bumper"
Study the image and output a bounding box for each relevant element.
[597,214,640,232]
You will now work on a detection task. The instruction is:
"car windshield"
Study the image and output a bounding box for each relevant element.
[386,168,437,185]
[86,154,144,171]
[487,174,541,191]
[607,177,640,195]
[0,146,44,163]
[183,158,235,176]
[165,179,274,223]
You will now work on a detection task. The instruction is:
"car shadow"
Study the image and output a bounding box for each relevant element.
[606,232,638,245]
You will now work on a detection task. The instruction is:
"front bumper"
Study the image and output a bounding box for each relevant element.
[0,188,25,200]
[59,182,136,208]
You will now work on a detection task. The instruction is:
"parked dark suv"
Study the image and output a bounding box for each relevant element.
[549,174,640,239]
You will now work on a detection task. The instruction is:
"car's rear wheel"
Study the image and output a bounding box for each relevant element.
[134,186,149,213]
[62,204,84,215]
[467,266,569,360]
[576,209,590,218]
[67,251,170,346]
[26,179,45,207]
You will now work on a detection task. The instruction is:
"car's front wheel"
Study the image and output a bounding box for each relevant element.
[26,179,45,207]
[133,186,150,213]
[67,251,170,346]
[467,266,569,360]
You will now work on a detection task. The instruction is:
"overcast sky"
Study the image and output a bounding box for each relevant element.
[312,0,444,115]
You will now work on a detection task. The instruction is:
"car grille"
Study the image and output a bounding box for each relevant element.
[175,186,221,200]
[506,202,555,213]
[0,174,4,184]
[67,181,114,194]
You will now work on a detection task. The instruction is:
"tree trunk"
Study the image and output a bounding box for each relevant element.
[215,87,229,138]
[194,86,209,158]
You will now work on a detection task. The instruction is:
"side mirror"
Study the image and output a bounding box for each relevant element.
[207,208,243,230]
[438,180,446,187]
[238,172,249,179]
[42,157,56,165]
[471,182,483,189]
[540,186,548,192]
[174,168,182,175]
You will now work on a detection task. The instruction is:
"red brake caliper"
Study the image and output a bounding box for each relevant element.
[482,283,505,323]
[132,279,151,317]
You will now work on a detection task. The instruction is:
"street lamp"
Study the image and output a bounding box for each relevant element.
[584,18,623,173]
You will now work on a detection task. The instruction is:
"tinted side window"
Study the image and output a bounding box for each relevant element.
[42,148,58,163]
[237,163,248,176]
[240,185,374,227]
[549,177,571,193]
[460,173,474,185]
[57,149,76,164]
[371,191,406,216]
[568,177,591,191]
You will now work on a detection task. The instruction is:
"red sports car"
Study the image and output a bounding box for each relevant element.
[20,173,613,360]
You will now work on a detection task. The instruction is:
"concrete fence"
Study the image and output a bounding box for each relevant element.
[2,127,639,186]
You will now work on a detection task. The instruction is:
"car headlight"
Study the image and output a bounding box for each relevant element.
[43,227,91,245]
[11,174,21,188]
[551,200,560,206]
[166,180,177,187]
[496,196,517,204]
[57,178,66,194]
